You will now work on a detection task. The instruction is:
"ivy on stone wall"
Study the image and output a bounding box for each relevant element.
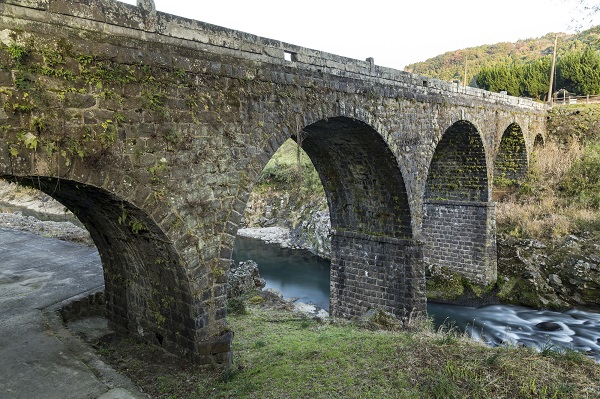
[425,121,488,202]
[493,123,528,188]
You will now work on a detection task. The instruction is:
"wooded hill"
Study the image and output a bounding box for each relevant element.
[404,26,600,99]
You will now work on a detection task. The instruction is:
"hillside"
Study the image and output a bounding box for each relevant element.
[404,26,600,85]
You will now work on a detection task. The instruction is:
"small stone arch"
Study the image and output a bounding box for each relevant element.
[494,122,528,189]
[534,134,545,147]
[0,175,200,361]
[425,120,489,202]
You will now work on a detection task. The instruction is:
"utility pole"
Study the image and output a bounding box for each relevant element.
[547,34,558,106]
[463,53,468,86]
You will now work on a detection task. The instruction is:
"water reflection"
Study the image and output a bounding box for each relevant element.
[234,235,600,361]
[233,236,330,310]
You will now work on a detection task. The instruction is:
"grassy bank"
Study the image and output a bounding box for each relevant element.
[97,295,600,399]
[496,104,600,242]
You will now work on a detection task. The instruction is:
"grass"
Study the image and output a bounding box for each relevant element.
[496,105,600,242]
[96,299,600,399]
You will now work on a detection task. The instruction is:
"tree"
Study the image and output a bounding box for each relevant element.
[520,58,552,100]
[476,63,521,96]
[557,47,600,94]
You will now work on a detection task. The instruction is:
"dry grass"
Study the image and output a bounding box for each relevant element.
[531,139,582,182]
[496,136,598,241]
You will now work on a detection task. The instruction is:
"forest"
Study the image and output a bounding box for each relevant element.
[405,26,600,100]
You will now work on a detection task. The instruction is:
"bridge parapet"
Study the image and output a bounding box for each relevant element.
[1,0,546,112]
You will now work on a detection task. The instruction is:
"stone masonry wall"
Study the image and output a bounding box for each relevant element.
[422,201,497,284]
[330,230,426,320]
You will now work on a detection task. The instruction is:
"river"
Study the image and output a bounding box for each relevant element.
[233,235,600,361]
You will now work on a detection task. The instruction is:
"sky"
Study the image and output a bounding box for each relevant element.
[118,0,598,70]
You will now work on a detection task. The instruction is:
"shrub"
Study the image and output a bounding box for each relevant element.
[559,142,600,208]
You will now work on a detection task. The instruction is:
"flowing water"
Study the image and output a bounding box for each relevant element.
[233,235,600,361]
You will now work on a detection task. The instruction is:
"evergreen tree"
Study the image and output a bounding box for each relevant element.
[557,47,600,94]
[520,57,551,100]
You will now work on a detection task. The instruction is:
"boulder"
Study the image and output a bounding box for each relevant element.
[227,260,266,298]
[535,321,563,331]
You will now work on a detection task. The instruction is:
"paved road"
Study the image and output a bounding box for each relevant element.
[0,228,145,399]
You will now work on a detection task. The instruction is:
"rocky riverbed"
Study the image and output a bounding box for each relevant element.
[0,182,92,245]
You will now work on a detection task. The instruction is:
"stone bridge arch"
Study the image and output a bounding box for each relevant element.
[233,114,425,320]
[422,119,497,284]
[493,122,529,191]
[0,167,229,365]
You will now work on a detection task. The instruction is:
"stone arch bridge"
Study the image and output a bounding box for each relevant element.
[0,0,546,365]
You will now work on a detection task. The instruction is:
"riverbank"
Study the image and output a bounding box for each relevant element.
[0,181,93,245]
[96,292,600,399]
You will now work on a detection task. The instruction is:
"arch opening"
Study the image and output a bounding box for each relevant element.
[493,123,528,200]
[1,176,197,359]
[300,117,413,239]
[425,120,489,202]
[423,120,496,285]
[534,134,545,148]
[234,116,424,321]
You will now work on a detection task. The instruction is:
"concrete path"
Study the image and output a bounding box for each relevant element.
[0,228,146,399]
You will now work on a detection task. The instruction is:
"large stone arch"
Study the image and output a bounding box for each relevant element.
[0,173,222,364]
[236,115,425,321]
[422,120,497,284]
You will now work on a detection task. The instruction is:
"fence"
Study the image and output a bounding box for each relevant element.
[553,94,600,106]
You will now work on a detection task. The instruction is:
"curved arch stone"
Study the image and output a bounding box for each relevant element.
[0,175,228,364]
[300,117,424,319]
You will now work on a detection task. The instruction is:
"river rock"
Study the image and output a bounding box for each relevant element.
[535,321,563,331]
[548,274,563,287]
[227,260,266,298]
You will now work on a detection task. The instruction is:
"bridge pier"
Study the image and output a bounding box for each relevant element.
[422,200,497,285]
[330,230,426,321]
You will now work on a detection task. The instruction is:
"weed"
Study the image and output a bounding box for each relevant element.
[227,297,247,315]
[219,366,241,383]
[7,43,28,63]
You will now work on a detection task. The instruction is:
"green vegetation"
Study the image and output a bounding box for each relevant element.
[559,141,600,208]
[406,26,600,99]
[97,296,600,399]
[477,46,600,99]
[256,139,323,196]
[245,138,328,234]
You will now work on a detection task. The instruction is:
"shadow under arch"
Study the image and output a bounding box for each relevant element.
[425,120,489,202]
[1,175,199,361]
[422,120,497,285]
[534,133,545,147]
[494,123,528,194]
[289,116,425,320]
